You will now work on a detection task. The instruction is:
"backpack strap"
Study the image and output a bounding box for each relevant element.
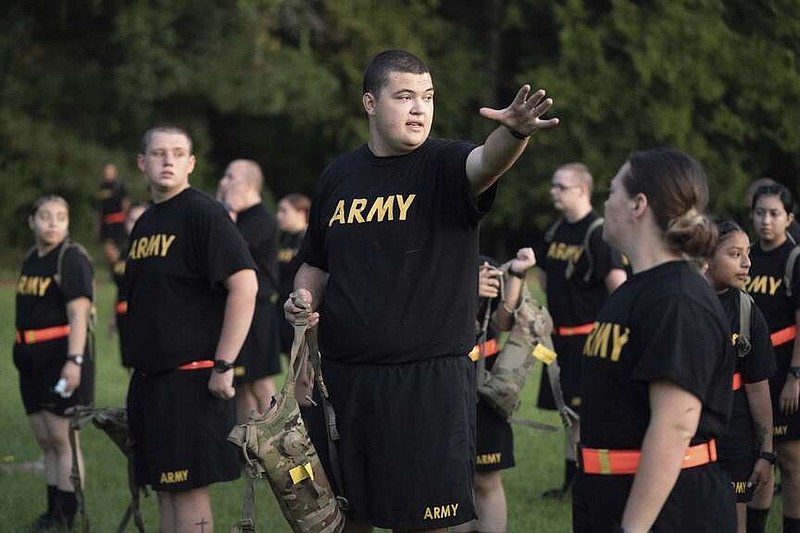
[785,246,800,298]
[543,218,563,244]
[54,239,93,288]
[565,217,605,283]
[736,290,753,358]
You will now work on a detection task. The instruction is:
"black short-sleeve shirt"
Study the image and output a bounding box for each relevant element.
[278,230,305,302]
[539,211,626,327]
[16,241,94,331]
[580,261,733,449]
[747,240,800,333]
[301,138,495,364]
[124,188,256,374]
[236,203,279,301]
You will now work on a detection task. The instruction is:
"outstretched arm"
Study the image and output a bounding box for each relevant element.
[466,85,559,196]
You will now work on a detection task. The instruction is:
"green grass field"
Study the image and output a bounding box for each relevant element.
[0,281,786,531]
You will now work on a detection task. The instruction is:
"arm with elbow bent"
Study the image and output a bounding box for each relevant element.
[465,85,559,196]
[284,262,329,329]
[61,296,92,394]
[620,379,702,533]
[208,268,258,398]
[493,248,537,331]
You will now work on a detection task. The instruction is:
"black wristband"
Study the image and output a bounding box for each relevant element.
[789,366,800,379]
[756,450,777,464]
[506,126,530,140]
[508,268,526,279]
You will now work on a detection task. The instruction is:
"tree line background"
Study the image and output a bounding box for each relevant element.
[1,0,798,265]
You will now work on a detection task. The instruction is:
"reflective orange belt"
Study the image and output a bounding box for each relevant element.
[16,324,71,345]
[177,360,214,371]
[468,339,500,362]
[771,325,797,347]
[732,372,743,391]
[557,323,595,336]
[580,439,717,475]
[115,301,128,315]
[103,211,126,224]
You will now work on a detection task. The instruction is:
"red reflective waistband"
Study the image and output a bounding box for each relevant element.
[177,360,214,371]
[557,323,595,336]
[468,339,500,362]
[103,211,126,224]
[16,325,71,345]
[581,439,717,475]
[115,301,128,315]
[732,372,742,391]
[771,325,797,347]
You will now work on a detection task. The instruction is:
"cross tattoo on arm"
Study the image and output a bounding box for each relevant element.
[195,518,209,532]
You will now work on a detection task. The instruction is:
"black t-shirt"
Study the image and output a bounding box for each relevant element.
[236,203,279,301]
[125,188,256,373]
[97,179,128,217]
[719,289,775,419]
[539,211,626,327]
[747,240,800,333]
[111,245,128,305]
[16,241,94,331]
[278,230,305,302]
[301,138,495,364]
[580,261,733,449]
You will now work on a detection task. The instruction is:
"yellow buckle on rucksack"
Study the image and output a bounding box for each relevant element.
[289,463,314,484]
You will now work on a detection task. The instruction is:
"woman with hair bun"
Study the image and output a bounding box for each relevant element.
[572,148,735,532]
[747,183,800,533]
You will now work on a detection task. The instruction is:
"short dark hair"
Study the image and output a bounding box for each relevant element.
[362,50,429,96]
[621,148,717,258]
[141,125,193,154]
[714,219,746,246]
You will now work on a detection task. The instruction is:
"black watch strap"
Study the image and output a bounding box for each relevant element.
[214,359,234,373]
[66,355,83,366]
[508,268,526,280]
[756,450,777,464]
[790,366,800,379]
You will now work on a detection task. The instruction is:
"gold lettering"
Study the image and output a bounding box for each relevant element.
[591,323,612,358]
[609,324,630,362]
[547,242,557,259]
[37,277,52,297]
[366,195,395,222]
[347,198,368,224]
[328,200,346,226]
[748,276,768,294]
[733,481,747,494]
[451,503,459,516]
[160,234,177,257]
[396,194,416,220]
[145,235,160,257]
[424,507,433,520]
[433,507,441,519]
[769,276,783,296]
[135,238,149,259]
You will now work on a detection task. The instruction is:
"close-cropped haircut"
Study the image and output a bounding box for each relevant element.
[362,50,429,96]
[556,162,594,194]
[751,183,795,215]
[140,125,193,154]
[622,148,717,258]
[281,193,311,216]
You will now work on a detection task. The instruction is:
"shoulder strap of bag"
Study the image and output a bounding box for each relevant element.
[737,290,753,358]
[565,216,604,282]
[785,246,800,298]
[544,218,563,244]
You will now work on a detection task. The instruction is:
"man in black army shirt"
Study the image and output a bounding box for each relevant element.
[220,159,282,420]
[125,125,257,532]
[285,49,559,533]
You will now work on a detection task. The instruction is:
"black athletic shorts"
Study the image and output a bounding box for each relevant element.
[475,398,514,472]
[771,345,800,442]
[573,462,735,532]
[718,395,757,503]
[306,355,477,530]
[234,299,282,383]
[127,367,241,492]
[536,335,585,412]
[14,339,95,416]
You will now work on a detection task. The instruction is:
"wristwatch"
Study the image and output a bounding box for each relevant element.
[214,359,234,373]
[66,355,83,366]
[508,268,526,280]
[756,450,777,464]
[789,366,800,379]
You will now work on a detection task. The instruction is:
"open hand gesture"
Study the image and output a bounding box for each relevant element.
[479,85,559,138]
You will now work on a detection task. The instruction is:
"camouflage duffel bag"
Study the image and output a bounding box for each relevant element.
[477,283,557,420]
[228,296,344,533]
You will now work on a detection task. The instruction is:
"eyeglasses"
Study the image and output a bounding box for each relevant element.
[551,183,579,192]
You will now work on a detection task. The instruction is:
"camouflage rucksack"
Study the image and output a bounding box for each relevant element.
[228,296,345,533]
[477,272,558,420]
